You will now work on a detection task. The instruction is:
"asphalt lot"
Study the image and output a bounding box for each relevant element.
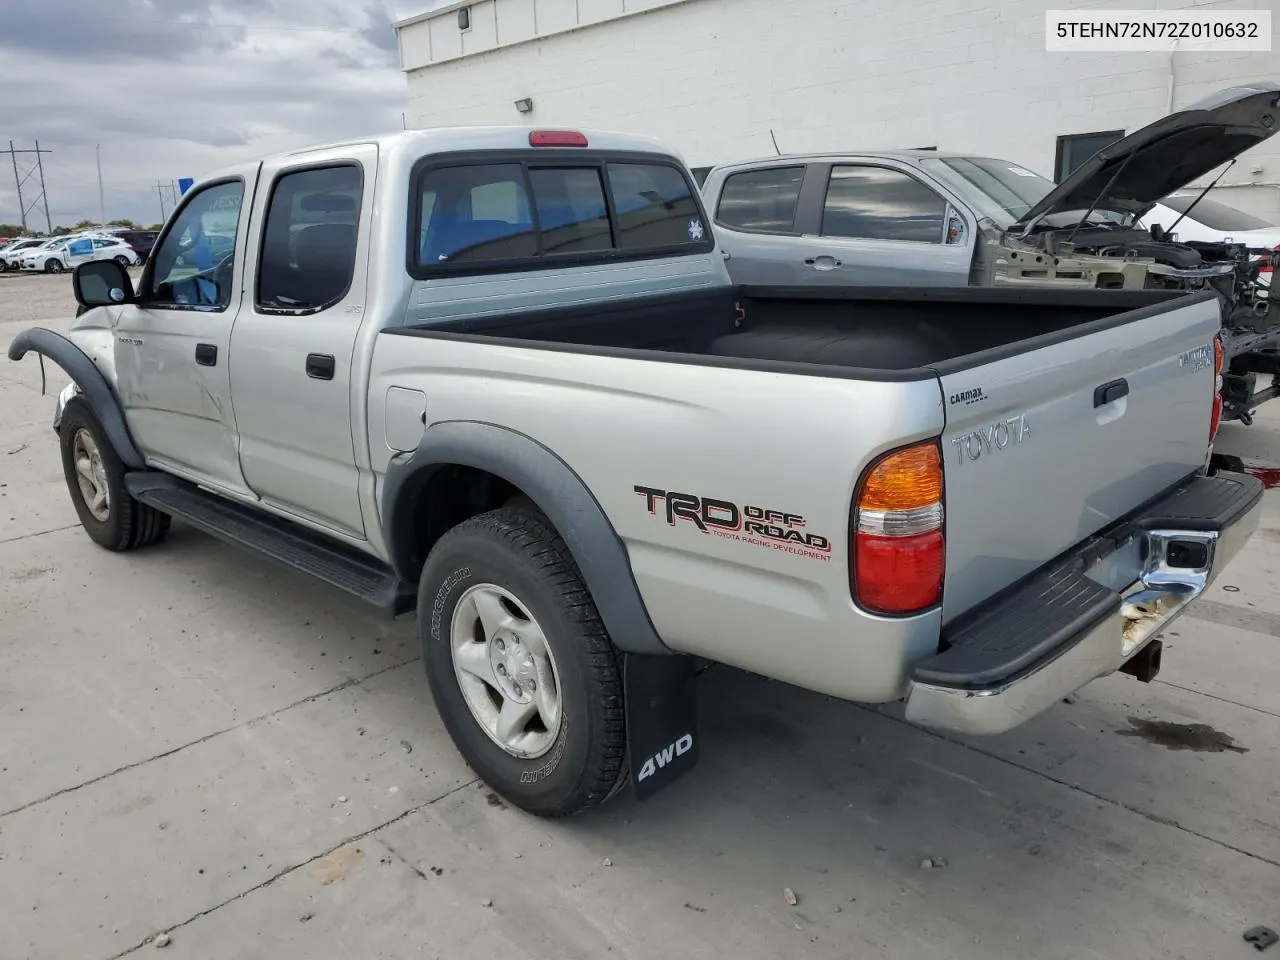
[2,270,1279,960]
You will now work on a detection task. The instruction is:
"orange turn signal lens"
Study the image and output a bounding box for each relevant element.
[852,440,945,616]
[858,443,943,512]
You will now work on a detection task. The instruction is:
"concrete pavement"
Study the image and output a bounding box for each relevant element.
[2,273,1279,959]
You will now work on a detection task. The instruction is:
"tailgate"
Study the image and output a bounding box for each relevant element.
[938,293,1221,622]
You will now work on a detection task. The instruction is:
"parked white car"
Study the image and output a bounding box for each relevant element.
[20,235,140,274]
[0,237,54,272]
[1137,192,1280,287]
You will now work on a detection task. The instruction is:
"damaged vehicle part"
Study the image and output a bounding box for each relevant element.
[703,83,1280,425]
[1002,83,1280,423]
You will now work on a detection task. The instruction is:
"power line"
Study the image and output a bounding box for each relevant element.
[153,180,179,223]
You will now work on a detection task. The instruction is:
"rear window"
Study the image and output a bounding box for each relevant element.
[716,166,805,232]
[413,155,710,273]
[531,167,612,254]
[608,163,705,249]
[419,164,537,265]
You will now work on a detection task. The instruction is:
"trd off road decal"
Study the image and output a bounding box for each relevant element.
[633,486,832,562]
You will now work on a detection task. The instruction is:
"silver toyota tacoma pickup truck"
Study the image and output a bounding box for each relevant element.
[8,126,1263,818]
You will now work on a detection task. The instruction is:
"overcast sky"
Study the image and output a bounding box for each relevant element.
[0,0,418,230]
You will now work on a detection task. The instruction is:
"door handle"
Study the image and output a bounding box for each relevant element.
[804,255,842,270]
[1093,377,1129,407]
[194,343,217,366]
[305,353,336,380]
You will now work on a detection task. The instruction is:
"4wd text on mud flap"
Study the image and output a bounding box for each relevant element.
[637,733,693,784]
[950,412,1031,465]
[633,486,832,559]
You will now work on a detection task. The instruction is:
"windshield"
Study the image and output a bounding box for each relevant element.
[923,156,1057,224]
[1158,194,1274,232]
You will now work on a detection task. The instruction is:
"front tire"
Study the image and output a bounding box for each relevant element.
[418,505,627,818]
[59,397,170,551]
[45,259,64,274]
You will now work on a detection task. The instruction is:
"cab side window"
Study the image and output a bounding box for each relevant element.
[146,180,245,309]
[257,164,363,313]
[715,166,806,233]
[821,165,947,243]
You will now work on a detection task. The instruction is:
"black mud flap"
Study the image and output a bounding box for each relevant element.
[624,653,699,802]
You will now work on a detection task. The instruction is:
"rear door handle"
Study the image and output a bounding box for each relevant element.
[305,353,336,380]
[1093,377,1129,407]
[194,343,217,366]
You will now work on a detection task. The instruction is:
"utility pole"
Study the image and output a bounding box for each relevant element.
[4,140,53,234]
[153,180,179,221]
[96,144,106,229]
[7,141,22,232]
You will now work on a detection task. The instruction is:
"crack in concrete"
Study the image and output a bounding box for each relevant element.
[0,522,79,545]
[868,707,1280,870]
[101,776,479,960]
[0,656,421,821]
[1154,679,1280,721]
[1184,598,1280,638]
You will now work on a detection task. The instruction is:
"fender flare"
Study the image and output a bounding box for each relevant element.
[382,420,671,656]
[6,327,145,470]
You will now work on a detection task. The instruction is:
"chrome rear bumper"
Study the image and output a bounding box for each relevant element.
[904,471,1263,736]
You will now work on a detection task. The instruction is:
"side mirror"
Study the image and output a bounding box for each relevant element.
[72,259,134,310]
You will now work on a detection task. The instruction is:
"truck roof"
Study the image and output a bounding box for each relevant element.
[708,150,980,174]
[205,126,686,183]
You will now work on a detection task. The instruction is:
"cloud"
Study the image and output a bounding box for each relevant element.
[0,0,411,229]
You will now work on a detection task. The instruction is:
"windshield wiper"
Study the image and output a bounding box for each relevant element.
[1164,159,1236,237]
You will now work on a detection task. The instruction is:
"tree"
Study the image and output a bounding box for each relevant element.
[0,223,24,238]
[72,219,98,231]
[108,218,139,229]
[146,223,165,231]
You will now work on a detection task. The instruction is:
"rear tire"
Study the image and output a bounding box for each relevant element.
[418,505,627,818]
[114,255,130,267]
[59,397,171,551]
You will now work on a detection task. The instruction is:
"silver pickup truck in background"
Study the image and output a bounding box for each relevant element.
[702,84,1280,428]
[9,125,1263,818]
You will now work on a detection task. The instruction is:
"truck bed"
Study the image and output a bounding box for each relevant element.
[382,281,1222,629]
[392,285,1194,376]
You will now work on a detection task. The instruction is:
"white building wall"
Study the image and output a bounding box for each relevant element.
[399,0,1280,219]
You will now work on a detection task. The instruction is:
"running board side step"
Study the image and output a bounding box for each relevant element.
[124,472,417,618]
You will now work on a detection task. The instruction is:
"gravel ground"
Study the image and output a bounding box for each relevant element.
[3,271,1280,960]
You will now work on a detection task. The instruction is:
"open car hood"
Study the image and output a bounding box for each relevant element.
[1014,83,1280,231]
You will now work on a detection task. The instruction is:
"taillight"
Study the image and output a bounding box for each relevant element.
[1210,334,1225,441]
[529,130,589,147]
[1259,244,1279,274]
[852,440,945,615]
